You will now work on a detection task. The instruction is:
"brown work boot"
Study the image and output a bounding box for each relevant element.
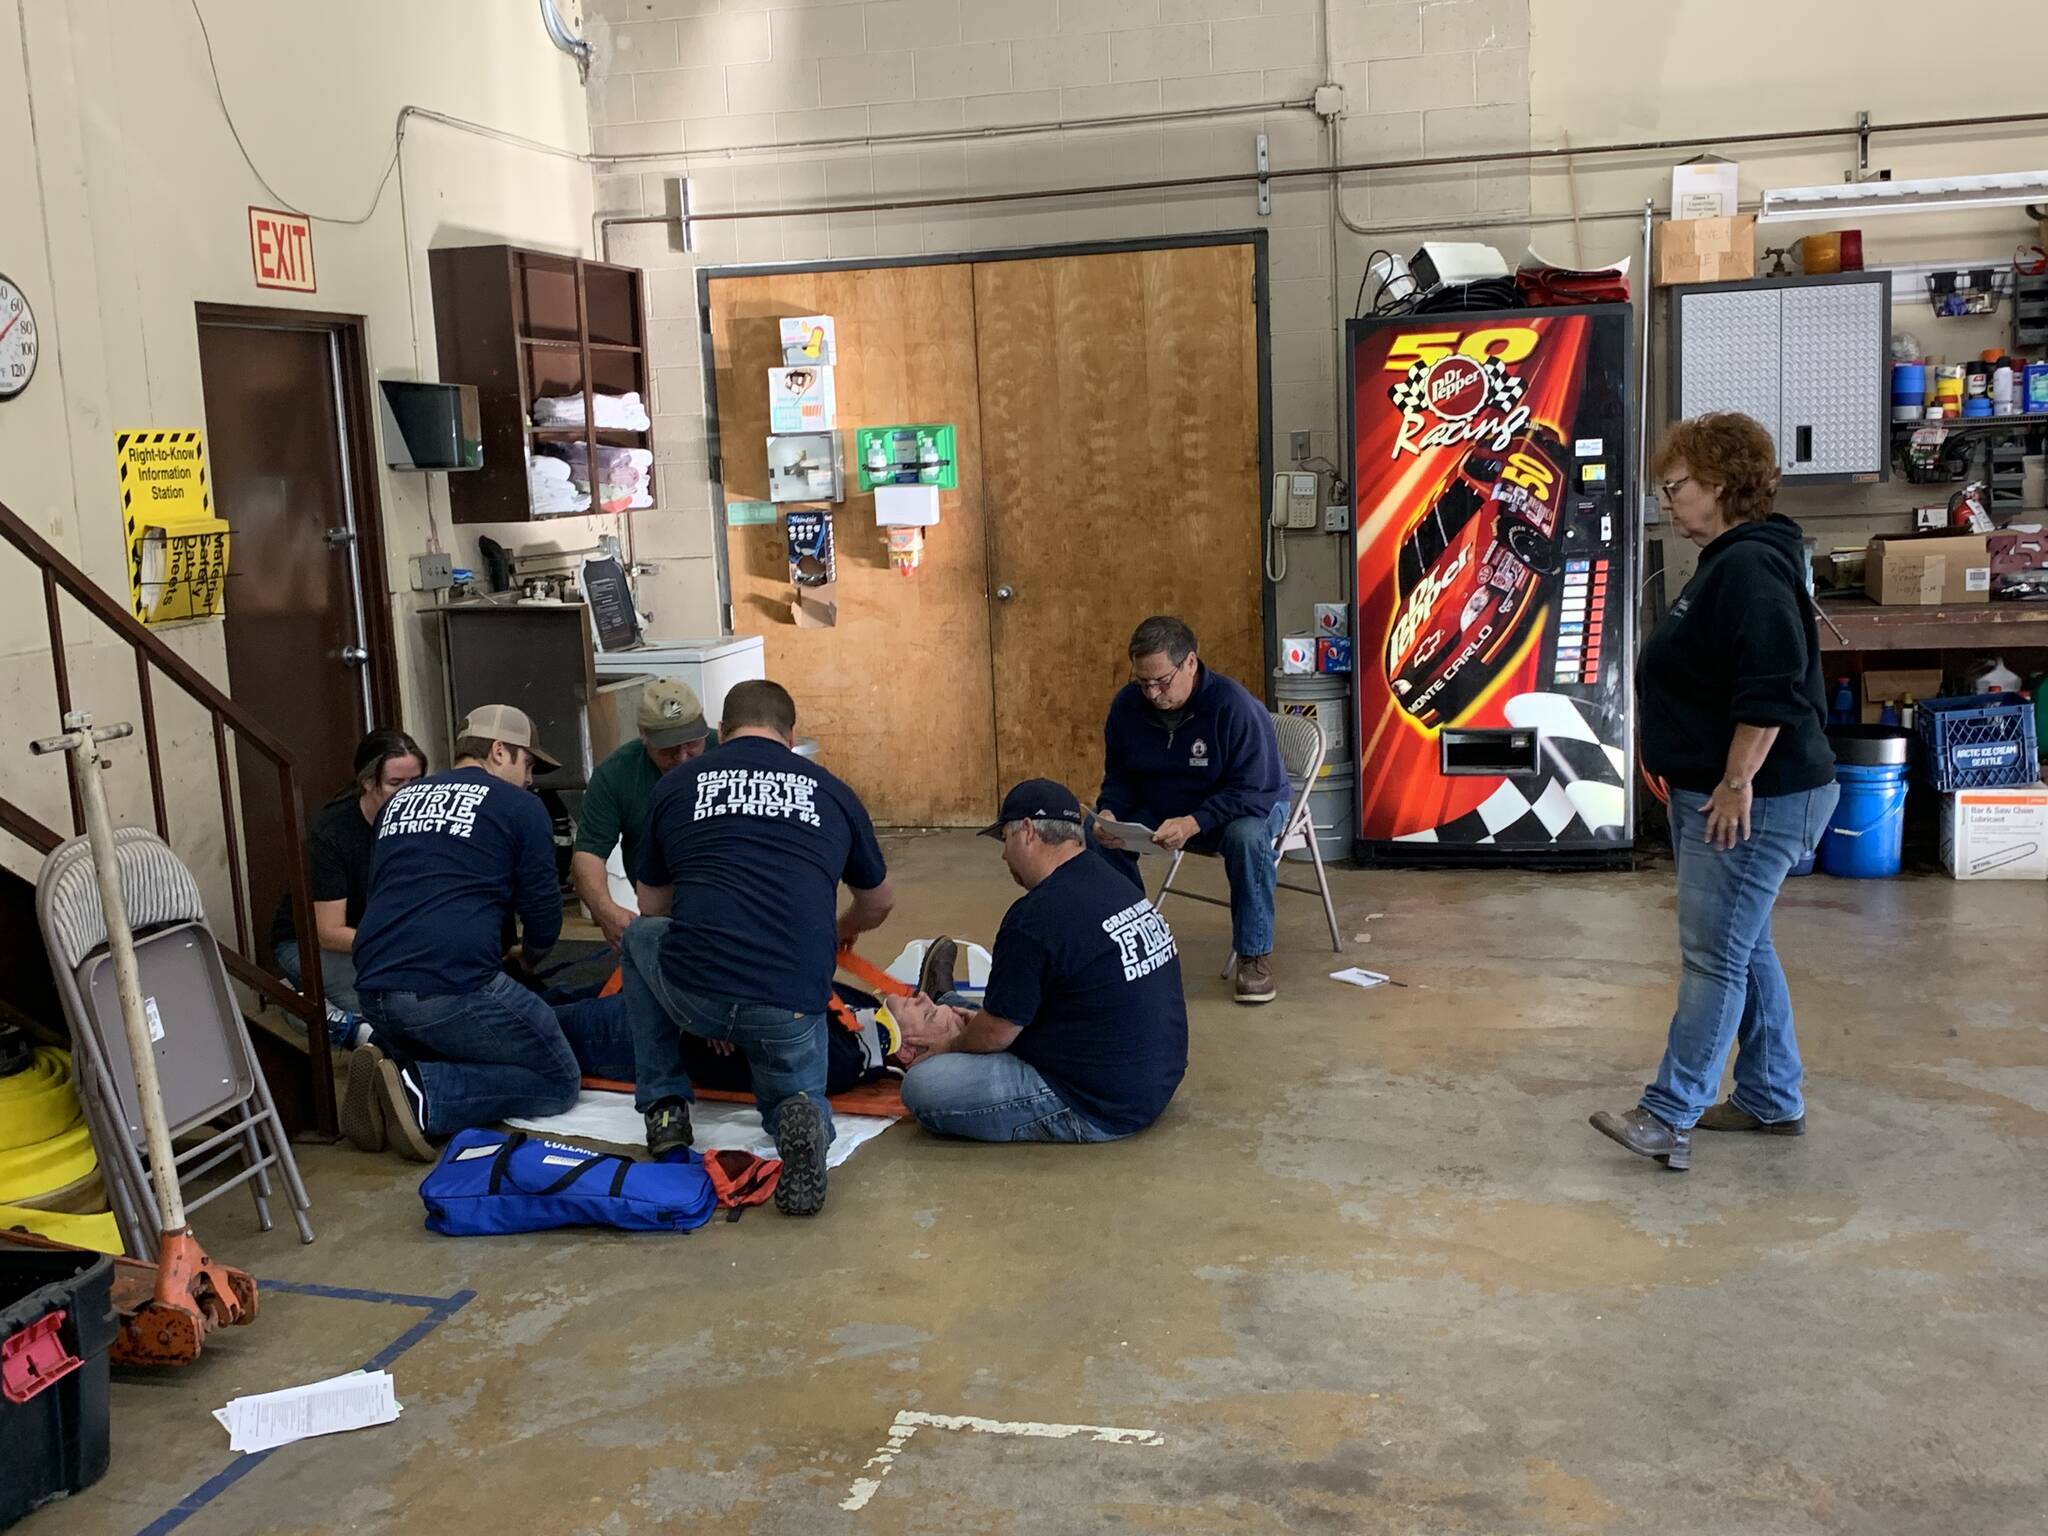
[917,937,958,1000]
[340,1044,386,1152]
[1588,1106,1691,1171]
[1697,1100,1806,1136]
[1233,954,1276,1005]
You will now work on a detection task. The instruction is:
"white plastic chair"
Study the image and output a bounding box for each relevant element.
[1154,711,1344,977]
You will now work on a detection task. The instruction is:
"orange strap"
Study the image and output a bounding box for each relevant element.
[836,946,915,998]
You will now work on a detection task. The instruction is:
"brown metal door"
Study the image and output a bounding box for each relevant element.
[975,244,1264,804]
[197,317,373,953]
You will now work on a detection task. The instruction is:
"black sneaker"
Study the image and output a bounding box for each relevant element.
[772,1097,828,1217]
[916,937,958,1000]
[645,1098,693,1158]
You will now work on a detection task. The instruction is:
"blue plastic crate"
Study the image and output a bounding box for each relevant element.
[1915,694,2040,791]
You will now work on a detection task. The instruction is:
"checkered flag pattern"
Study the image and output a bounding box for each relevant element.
[1482,358,1524,409]
[1388,359,1431,413]
[1396,692,1628,847]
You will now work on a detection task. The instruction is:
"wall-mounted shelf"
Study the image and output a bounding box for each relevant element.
[429,245,654,524]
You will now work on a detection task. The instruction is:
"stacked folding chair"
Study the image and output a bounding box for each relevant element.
[34,826,313,1259]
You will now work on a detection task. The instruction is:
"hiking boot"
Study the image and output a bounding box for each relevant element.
[1233,954,1277,1005]
[772,1097,829,1217]
[340,1045,386,1152]
[375,1058,436,1163]
[645,1098,694,1158]
[1697,1100,1806,1136]
[1588,1106,1691,1172]
[917,937,959,1000]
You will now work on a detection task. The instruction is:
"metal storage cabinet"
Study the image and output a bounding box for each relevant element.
[1670,271,1889,484]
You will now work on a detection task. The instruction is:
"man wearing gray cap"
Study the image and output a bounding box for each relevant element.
[345,704,605,1159]
[571,678,713,949]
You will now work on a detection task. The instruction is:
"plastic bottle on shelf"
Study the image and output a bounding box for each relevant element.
[1830,677,1856,726]
[1901,694,1917,731]
[1879,700,1901,727]
[1992,358,2017,415]
[1964,656,2022,695]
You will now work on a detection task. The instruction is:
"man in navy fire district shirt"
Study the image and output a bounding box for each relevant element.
[625,679,894,1218]
[892,778,1188,1143]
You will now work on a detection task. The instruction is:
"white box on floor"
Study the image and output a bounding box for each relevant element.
[1941,783,2048,880]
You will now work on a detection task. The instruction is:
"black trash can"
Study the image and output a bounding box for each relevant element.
[1,1240,116,1529]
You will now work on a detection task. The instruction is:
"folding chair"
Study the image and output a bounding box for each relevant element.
[35,826,313,1259]
[1154,711,1344,978]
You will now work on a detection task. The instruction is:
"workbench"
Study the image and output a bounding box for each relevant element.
[1816,598,2048,653]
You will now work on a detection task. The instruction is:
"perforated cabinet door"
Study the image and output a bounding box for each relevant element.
[1780,280,1884,478]
[1675,287,1781,438]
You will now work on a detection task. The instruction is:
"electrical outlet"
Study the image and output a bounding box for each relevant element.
[1290,430,1311,463]
[410,552,454,591]
[1323,504,1350,533]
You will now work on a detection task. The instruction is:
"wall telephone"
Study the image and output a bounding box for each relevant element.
[1272,471,1319,529]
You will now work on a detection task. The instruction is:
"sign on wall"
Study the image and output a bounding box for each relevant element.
[248,206,316,293]
[116,430,229,624]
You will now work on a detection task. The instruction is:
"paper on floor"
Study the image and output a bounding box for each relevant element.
[507,1093,896,1168]
[215,1370,400,1454]
[1330,967,1390,989]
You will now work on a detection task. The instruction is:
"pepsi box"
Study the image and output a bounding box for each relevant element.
[1317,637,1352,674]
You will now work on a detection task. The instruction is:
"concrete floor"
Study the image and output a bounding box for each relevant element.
[37,832,2048,1535]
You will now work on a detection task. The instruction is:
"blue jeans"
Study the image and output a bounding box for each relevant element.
[1641,783,1839,1130]
[1097,800,1290,956]
[619,916,834,1148]
[901,1050,1124,1143]
[359,971,624,1137]
[275,940,360,1019]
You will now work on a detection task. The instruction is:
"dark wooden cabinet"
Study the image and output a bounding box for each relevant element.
[427,245,655,523]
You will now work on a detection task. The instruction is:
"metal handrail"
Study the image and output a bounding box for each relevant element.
[0,494,336,1135]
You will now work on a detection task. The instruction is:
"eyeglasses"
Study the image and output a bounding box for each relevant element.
[1657,476,1694,504]
[1130,655,1188,694]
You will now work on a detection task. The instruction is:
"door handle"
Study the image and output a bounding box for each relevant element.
[994,585,1015,601]
[341,645,370,666]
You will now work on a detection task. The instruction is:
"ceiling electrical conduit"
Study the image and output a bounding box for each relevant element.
[600,110,2048,234]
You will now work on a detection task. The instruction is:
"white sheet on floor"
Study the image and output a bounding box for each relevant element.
[506,1092,896,1168]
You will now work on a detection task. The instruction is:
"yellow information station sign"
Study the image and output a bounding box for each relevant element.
[116,429,229,624]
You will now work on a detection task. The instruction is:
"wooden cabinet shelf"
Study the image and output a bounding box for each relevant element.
[429,244,655,524]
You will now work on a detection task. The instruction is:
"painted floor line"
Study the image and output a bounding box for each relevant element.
[840,1409,1165,1512]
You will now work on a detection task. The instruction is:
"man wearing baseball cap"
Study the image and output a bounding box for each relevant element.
[890,777,1189,1143]
[344,704,608,1159]
[571,678,713,950]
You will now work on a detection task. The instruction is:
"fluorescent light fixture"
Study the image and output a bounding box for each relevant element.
[1757,170,2048,223]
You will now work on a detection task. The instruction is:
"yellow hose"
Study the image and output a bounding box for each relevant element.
[0,1047,119,1251]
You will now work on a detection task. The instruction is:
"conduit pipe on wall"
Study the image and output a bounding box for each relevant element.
[538,0,592,84]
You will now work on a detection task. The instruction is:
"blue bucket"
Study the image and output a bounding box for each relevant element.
[1818,762,1908,878]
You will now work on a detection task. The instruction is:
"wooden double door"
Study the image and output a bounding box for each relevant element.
[708,240,1264,826]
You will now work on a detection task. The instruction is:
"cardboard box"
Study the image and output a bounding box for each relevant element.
[1280,636,1316,674]
[1316,637,1352,674]
[1859,668,1942,725]
[873,483,940,527]
[1313,602,1348,637]
[779,315,835,366]
[1941,784,2048,880]
[1671,158,1739,220]
[1865,531,1992,606]
[1654,216,1756,286]
[768,366,835,433]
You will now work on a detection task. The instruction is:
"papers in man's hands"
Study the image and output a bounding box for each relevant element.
[214,1370,401,1454]
[1092,815,1168,857]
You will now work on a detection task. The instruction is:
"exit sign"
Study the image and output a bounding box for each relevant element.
[248,207,315,293]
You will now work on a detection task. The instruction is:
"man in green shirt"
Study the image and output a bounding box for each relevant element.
[571,678,711,947]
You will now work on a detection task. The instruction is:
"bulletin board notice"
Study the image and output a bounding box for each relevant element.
[117,429,229,624]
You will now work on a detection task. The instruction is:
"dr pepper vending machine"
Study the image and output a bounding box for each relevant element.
[1347,304,1636,864]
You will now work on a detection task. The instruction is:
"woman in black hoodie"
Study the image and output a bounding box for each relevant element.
[1591,413,1837,1172]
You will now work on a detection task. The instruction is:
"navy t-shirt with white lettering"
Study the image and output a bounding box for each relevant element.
[636,736,887,1015]
[352,768,562,996]
[981,852,1188,1136]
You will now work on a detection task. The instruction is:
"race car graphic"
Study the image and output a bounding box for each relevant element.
[1384,427,1566,727]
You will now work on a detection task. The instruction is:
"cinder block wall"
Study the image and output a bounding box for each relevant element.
[587,0,1534,641]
